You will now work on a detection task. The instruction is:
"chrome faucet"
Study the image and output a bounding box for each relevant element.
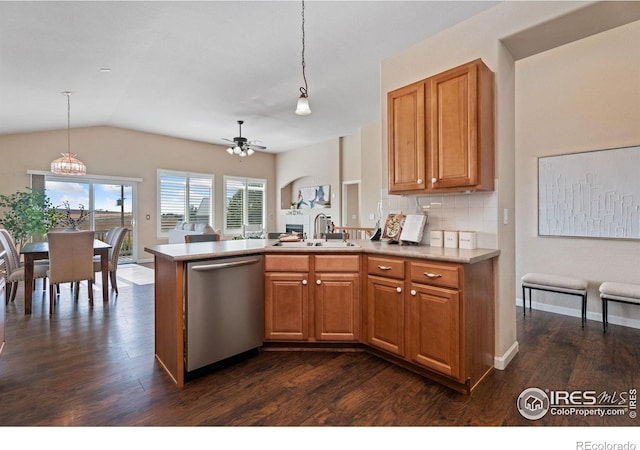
[314,213,328,240]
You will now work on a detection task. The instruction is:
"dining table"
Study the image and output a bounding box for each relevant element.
[20,239,112,315]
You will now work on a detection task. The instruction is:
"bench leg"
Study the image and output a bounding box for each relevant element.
[602,298,608,332]
[581,293,586,328]
[522,285,526,316]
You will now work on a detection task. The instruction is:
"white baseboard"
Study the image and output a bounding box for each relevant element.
[494,340,519,370]
[516,298,640,330]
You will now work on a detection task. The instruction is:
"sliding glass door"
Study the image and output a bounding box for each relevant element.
[45,177,136,263]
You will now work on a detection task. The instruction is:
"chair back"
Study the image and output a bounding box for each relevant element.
[184,233,220,243]
[0,229,21,274]
[107,227,128,267]
[47,230,95,284]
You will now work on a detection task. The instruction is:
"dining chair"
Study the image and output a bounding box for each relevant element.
[0,229,49,303]
[47,230,95,314]
[93,227,128,295]
[184,233,220,243]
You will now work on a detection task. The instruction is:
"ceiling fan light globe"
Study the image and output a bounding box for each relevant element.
[226,147,234,155]
[295,96,311,115]
[234,146,241,154]
[247,148,255,156]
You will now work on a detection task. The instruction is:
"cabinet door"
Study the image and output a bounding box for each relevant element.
[428,62,478,189]
[387,82,426,193]
[315,273,360,341]
[264,272,309,341]
[408,283,462,380]
[367,275,405,357]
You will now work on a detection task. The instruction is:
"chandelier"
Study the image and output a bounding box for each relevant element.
[51,91,86,176]
[295,0,311,115]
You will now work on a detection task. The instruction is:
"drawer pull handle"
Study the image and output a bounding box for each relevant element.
[378,265,392,271]
[424,272,443,279]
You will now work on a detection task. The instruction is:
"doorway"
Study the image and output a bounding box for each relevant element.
[342,181,360,228]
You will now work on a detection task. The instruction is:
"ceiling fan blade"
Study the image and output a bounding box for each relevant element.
[222,138,235,143]
[248,144,267,150]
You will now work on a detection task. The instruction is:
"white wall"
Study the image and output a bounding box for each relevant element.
[515,20,640,328]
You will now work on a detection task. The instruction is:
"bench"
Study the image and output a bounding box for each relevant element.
[521,273,589,327]
[598,282,640,332]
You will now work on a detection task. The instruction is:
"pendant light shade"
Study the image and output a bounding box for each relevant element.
[51,152,86,176]
[51,91,86,176]
[295,93,311,116]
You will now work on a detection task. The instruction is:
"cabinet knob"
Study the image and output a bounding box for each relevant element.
[302,279,308,285]
[396,287,402,293]
[316,280,322,285]
[431,177,437,183]
[411,290,417,296]
[416,178,423,184]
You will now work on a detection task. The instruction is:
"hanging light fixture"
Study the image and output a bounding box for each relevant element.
[51,91,86,176]
[295,0,311,115]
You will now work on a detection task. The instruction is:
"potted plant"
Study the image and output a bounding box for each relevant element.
[0,188,64,250]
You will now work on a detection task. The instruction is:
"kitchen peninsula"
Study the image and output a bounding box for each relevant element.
[145,239,499,394]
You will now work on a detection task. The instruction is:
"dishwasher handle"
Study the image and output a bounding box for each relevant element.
[190,257,262,272]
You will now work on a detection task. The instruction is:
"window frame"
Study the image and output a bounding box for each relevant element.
[223,175,267,236]
[157,169,214,238]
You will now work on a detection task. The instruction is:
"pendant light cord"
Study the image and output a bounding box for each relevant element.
[300,0,308,97]
[65,91,71,155]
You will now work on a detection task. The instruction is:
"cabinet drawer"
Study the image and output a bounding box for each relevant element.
[410,261,460,289]
[265,254,310,272]
[367,256,405,279]
[315,254,360,272]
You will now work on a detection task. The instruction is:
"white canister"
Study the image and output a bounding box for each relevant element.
[458,231,477,249]
[430,230,444,247]
[444,230,459,248]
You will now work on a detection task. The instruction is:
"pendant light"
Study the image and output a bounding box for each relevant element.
[51,91,86,176]
[295,0,311,115]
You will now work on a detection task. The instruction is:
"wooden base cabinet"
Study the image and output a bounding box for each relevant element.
[365,255,494,394]
[264,254,360,343]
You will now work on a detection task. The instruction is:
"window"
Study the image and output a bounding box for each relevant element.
[158,170,213,235]
[224,176,266,235]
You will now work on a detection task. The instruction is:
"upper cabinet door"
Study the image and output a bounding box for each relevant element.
[428,59,494,191]
[387,82,426,193]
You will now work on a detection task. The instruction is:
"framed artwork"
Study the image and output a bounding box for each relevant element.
[538,145,640,239]
[296,185,331,209]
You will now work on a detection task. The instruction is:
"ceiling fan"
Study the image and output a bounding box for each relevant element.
[223,120,266,157]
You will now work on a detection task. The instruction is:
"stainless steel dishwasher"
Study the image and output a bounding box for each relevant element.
[185,254,264,375]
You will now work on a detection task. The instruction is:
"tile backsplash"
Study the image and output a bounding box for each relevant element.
[379,186,498,249]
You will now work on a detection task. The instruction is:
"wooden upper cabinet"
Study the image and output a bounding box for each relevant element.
[428,59,494,192]
[387,82,426,193]
[387,59,494,194]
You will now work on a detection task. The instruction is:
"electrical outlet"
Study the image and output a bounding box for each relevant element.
[503,209,508,225]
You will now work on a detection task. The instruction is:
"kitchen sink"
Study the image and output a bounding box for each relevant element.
[272,240,359,248]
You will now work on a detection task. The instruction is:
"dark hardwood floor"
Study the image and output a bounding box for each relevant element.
[1,266,639,431]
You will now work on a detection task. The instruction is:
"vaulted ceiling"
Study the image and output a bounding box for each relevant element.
[0,1,500,152]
